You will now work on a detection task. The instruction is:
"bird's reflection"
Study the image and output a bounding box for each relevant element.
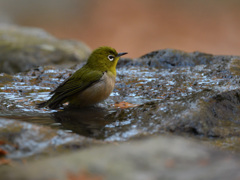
[51,106,117,139]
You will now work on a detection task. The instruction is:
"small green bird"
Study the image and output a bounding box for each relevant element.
[37,46,127,109]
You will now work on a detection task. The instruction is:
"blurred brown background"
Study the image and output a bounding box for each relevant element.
[0,0,240,58]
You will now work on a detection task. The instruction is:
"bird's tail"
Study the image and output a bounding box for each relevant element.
[37,98,62,109]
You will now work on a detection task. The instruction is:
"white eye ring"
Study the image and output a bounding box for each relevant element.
[108,55,115,61]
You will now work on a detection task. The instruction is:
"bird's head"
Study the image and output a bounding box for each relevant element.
[87,46,127,75]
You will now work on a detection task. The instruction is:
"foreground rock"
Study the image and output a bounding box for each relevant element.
[0,24,91,74]
[0,118,102,160]
[1,136,240,180]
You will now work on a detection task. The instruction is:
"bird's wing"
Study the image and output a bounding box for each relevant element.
[47,69,104,108]
[53,70,103,93]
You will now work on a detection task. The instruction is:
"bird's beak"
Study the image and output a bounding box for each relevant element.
[117,52,128,57]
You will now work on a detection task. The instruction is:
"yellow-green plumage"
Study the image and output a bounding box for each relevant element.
[37,46,127,109]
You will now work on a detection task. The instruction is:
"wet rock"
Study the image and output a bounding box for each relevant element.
[0,118,103,160]
[165,89,240,137]
[1,49,240,153]
[0,24,91,74]
[1,136,240,180]
[134,49,214,68]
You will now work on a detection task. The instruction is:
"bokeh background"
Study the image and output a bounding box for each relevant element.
[0,0,240,58]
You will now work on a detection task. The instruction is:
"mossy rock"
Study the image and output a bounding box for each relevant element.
[0,24,91,74]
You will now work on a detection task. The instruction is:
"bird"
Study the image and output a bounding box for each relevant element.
[37,46,127,109]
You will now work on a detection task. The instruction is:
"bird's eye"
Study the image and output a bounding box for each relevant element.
[108,55,115,61]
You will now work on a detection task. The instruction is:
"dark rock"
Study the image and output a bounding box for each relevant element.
[0,24,91,74]
[134,49,228,68]
[166,89,240,137]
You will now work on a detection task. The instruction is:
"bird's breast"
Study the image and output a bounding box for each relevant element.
[71,71,116,107]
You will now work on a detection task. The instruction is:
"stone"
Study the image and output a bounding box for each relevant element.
[1,136,240,180]
[0,24,91,74]
[136,49,213,68]
[0,118,102,159]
